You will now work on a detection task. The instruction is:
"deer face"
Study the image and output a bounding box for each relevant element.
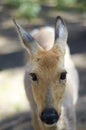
[30,48,67,125]
[14,16,68,126]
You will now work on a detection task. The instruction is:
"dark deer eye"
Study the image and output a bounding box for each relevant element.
[60,71,67,80]
[29,73,37,81]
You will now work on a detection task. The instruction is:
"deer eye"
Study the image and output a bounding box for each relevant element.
[29,73,37,81]
[60,71,67,80]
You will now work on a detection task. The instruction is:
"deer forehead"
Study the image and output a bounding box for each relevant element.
[31,48,64,74]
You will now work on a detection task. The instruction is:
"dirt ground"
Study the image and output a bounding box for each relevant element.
[0,1,86,130]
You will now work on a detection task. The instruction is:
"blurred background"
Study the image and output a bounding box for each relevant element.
[0,0,86,130]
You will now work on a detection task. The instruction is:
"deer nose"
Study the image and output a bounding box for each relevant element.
[40,108,59,125]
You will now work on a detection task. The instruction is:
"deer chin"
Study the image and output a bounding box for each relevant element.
[43,122,57,127]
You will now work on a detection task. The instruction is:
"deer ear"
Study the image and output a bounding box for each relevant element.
[13,19,42,55]
[54,16,68,52]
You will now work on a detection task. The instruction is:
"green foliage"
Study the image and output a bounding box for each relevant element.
[6,0,41,18]
[55,0,86,12]
[6,0,86,18]
[78,0,86,4]
[6,0,24,8]
[56,0,77,6]
[18,3,41,18]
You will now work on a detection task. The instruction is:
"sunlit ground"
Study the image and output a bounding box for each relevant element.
[0,67,30,119]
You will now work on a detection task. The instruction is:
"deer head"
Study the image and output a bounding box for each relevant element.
[13,16,68,126]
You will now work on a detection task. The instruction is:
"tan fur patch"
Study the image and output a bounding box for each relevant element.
[30,47,66,115]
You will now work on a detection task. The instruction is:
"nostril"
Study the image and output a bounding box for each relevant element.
[40,108,59,125]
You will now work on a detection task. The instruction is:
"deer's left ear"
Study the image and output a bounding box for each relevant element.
[54,16,68,53]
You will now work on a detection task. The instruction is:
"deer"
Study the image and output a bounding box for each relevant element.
[13,16,79,130]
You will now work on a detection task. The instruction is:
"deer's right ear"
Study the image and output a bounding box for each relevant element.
[55,16,68,42]
[13,19,42,55]
[54,16,68,53]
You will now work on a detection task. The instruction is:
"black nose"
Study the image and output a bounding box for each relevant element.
[40,108,59,125]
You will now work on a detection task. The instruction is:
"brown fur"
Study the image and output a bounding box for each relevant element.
[30,48,66,116]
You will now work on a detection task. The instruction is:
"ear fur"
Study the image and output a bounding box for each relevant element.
[54,16,68,53]
[13,19,42,55]
[55,16,68,41]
